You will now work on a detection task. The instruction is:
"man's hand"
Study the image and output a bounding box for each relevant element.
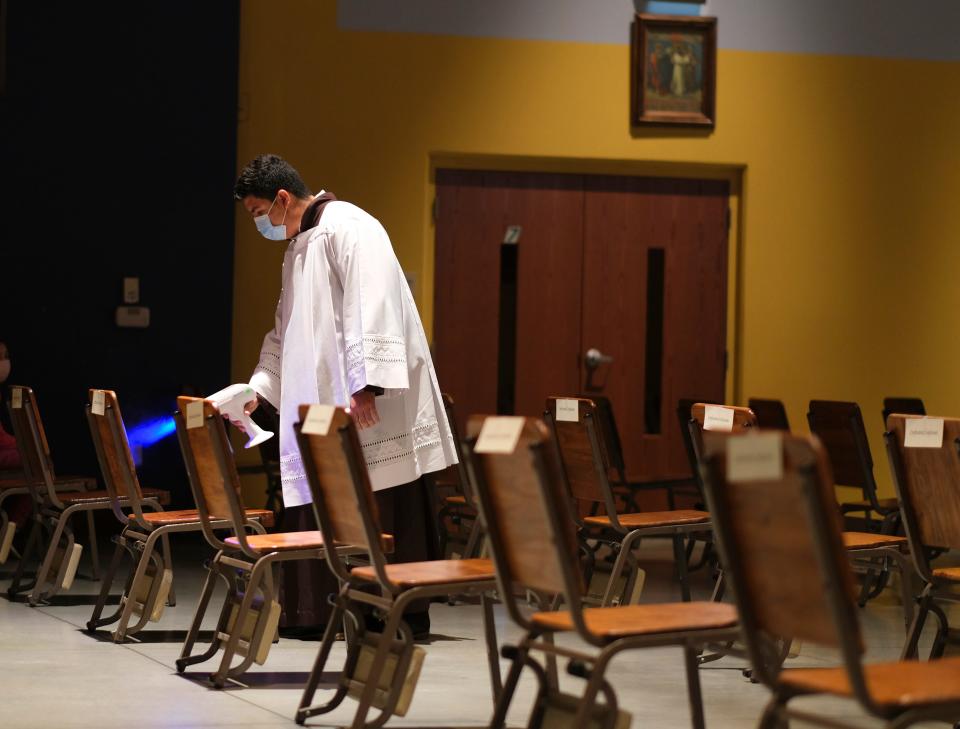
[350,390,380,430]
[224,398,259,435]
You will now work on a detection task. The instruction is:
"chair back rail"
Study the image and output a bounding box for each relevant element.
[688,403,757,469]
[295,405,391,586]
[886,414,960,556]
[466,416,582,602]
[747,398,791,431]
[175,396,250,553]
[442,393,476,508]
[806,400,875,495]
[881,397,925,428]
[7,385,60,507]
[86,389,146,523]
[700,431,863,655]
[544,397,617,516]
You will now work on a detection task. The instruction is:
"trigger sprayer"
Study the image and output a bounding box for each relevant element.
[207,384,274,449]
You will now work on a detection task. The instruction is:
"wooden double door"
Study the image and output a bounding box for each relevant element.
[433,169,729,482]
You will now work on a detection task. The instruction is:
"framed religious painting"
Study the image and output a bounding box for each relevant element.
[631,14,717,128]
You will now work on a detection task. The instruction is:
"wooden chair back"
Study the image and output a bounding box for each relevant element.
[86,389,146,522]
[442,393,476,508]
[885,415,960,567]
[747,398,791,431]
[7,385,58,507]
[544,396,618,517]
[175,396,248,552]
[677,397,719,480]
[466,415,582,605]
[295,405,389,584]
[882,397,925,427]
[700,431,863,661]
[583,394,626,478]
[688,403,757,468]
[806,401,876,497]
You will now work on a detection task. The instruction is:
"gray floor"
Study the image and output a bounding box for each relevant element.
[0,533,955,729]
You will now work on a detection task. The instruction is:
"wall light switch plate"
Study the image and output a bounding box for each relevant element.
[123,277,140,304]
[116,306,150,328]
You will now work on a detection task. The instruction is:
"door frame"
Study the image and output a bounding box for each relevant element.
[423,153,746,405]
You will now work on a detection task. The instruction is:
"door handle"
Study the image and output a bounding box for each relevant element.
[584,348,614,370]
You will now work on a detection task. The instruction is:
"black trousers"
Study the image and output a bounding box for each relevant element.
[277,476,441,628]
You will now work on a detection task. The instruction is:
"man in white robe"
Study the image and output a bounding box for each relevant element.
[234,154,457,637]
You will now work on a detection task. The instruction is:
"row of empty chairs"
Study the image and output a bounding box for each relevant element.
[4,384,959,727]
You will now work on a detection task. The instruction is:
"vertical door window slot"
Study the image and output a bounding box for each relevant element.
[644,248,665,434]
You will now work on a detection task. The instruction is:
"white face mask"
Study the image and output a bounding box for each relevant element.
[0,361,9,384]
[254,195,289,240]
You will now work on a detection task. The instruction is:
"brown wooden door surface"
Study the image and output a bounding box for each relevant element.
[582,176,729,481]
[433,170,728,483]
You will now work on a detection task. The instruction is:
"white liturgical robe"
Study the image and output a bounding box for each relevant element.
[249,198,458,507]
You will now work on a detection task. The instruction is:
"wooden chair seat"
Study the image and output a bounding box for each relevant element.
[779,656,960,708]
[351,557,495,588]
[841,532,908,550]
[531,601,738,640]
[58,487,170,505]
[224,530,326,552]
[932,566,960,582]
[139,508,275,529]
[582,509,710,530]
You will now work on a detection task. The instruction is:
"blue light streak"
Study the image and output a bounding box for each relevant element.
[126,416,176,448]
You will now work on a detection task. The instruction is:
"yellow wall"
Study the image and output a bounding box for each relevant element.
[233,0,960,500]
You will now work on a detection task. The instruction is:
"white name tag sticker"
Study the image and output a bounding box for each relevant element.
[91,390,106,416]
[904,417,944,449]
[185,400,205,429]
[475,416,526,454]
[556,399,579,423]
[11,388,22,409]
[302,404,336,436]
[704,405,735,432]
[727,433,783,482]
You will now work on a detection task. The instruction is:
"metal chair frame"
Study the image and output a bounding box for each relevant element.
[294,406,500,729]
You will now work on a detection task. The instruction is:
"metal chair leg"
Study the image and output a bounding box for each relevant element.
[87,537,129,631]
[673,533,692,602]
[176,559,223,673]
[683,641,707,729]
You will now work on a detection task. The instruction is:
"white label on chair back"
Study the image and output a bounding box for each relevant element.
[11,388,22,409]
[475,416,526,454]
[302,404,336,436]
[91,390,106,416]
[556,399,579,422]
[727,433,783,482]
[904,417,944,448]
[185,400,205,429]
[704,405,735,432]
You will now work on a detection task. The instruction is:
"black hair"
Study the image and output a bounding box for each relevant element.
[233,154,312,201]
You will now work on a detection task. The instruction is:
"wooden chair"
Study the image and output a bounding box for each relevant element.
[546,396,710,605]
[807,400,911,612]
[294,404,500,727]
[747,398,791,430]
[700,430,960,729]
[885,413,960,659]
[173,396,342,688]
[435,393,483,559]
[85,389,274,641]
[807,400,899,531]
[6,385,169,605]
[467,414,738,729]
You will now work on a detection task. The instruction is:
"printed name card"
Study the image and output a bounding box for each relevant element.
[185,400,205,429]
[704,405,735,432]
[91,390,106,416]
[727,433,783,482]
[11,388,22,409]
[474,416,526,454]
[555,399,580,422]
[302,404,336,436]
[904,417,944,449]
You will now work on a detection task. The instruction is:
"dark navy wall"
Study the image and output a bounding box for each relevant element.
[0,2,240,503]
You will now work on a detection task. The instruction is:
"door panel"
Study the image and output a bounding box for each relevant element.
[583,176,729,481]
